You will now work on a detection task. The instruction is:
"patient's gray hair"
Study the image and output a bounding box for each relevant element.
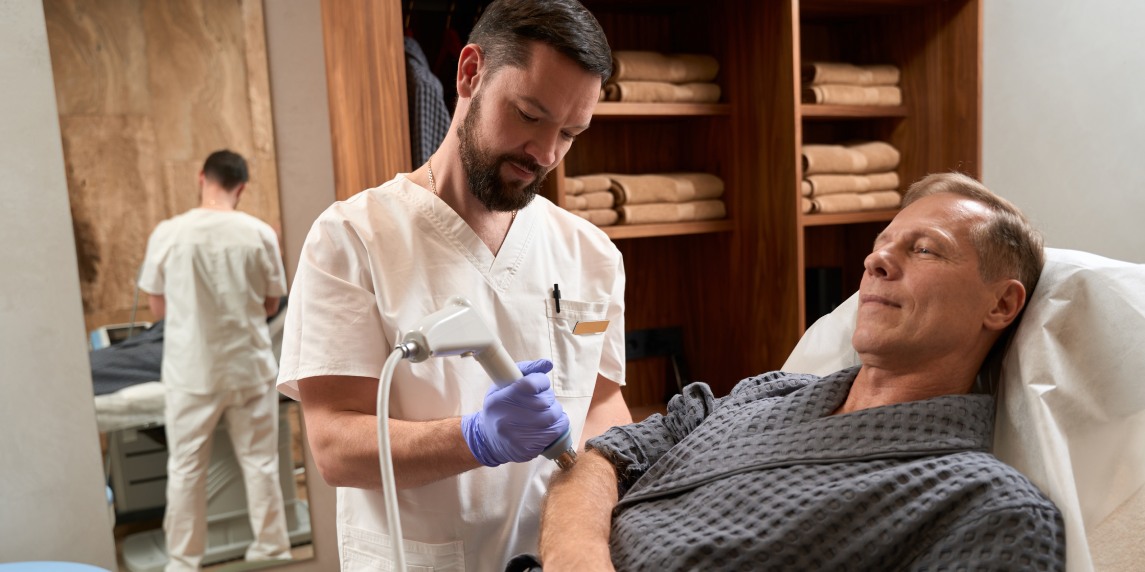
[903,173,1045,302]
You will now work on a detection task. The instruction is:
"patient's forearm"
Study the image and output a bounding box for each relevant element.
[539,449,619,570]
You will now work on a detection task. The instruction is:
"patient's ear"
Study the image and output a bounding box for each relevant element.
[984,278,1026,331]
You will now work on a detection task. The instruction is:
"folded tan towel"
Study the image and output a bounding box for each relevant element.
[618,200,726,224]
[612,51,719,83]
[802,84,902,106]
[571,208,619,226]
[802,62,901,86]
[846,141,901,173]
[565,175,612,196]
[603,81,721,103]
[610,173,725,205]
[801,180,812,197]
[805,172,900,196]
[802,197,814,214]
[566,191,615,210]
[802,141,901,175]
[811,191,902,214]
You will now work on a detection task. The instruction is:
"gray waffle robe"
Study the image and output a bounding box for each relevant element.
[587,366,1065,571]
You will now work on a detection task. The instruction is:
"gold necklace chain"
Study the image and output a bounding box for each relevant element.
[426,155,516,222]
[427,155,440,196]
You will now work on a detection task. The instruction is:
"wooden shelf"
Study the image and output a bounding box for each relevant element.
[801,0,943,17]
[593,102,732,118]
[799,209,899,227]
[603,219,734,240]
[801,104,907,119]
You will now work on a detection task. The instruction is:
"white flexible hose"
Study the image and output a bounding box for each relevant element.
[377,348,408,572]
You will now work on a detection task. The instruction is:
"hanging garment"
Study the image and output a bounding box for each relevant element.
[404,37,451,167]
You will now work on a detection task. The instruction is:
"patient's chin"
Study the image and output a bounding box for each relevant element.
[850,328,882,356]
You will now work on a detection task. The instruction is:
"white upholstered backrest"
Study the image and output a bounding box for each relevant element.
[781,248,1145,572]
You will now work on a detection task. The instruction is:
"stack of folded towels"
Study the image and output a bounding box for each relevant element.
[564,172,726,226]
[801,62,902,106]
[564,175,617,226]
[600,51,721,103]
[801,141,902,214]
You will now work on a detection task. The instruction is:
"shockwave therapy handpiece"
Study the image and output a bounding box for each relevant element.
[397,296,577,468]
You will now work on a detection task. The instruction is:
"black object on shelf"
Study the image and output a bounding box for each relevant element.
[625,326,691,399]
[806,266,843,325]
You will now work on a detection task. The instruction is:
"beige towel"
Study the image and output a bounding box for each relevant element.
[610,173,725,205]
[618,200,726,224]
[812,191,901,214]
[802,141,901,175]
[803,145,866,175]
[612,51,719,83]
[603,81,721,103]
[566,178,584,194]
[846,141,901,173]
[805,172,900,196]
[565,175,612,196]
[802,85,902,106]
[570,208,619,226]
[802,197,814,214]
[566,191,615,210]
[802,62,901,86]
[801,180,813,197]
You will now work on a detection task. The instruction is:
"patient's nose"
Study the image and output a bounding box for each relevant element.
[865,248,897,279]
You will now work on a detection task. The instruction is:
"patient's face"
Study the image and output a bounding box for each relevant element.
[853,193,999,364]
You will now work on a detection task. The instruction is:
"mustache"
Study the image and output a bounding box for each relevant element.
[500,154,542,176]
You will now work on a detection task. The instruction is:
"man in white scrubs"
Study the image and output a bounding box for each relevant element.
[140,150,291,571]
[276,0,632,569]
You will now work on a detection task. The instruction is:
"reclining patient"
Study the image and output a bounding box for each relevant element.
[535,173,1066,570]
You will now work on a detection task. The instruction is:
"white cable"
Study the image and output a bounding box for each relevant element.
[377,347,408,572]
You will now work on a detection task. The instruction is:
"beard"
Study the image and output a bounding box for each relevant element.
[457,93,548,212]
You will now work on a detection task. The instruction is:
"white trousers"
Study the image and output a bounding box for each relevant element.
[163,384,292,571]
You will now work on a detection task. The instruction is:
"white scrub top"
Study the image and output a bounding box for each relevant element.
[278,175,626,571]
[139,208,287,394]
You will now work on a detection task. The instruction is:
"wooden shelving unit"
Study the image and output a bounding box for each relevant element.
[325,0,982,400]
[592,102,732,118]
[794,0,982,332]
[602,220,735,240]
[801,104,908,119]
[799,209,899,227]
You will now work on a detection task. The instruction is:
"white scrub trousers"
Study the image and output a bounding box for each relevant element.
[163,384,292,571]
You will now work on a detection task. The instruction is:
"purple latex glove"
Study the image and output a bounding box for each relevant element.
[462,359,569,467]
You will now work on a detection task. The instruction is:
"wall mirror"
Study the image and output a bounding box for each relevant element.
[42,0,315,568]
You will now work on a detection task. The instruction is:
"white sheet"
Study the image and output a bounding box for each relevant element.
[782,248,1145,572]
[94,381,166,433]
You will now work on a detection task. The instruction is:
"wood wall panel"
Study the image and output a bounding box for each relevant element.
[728,0,802,376]
[45,0,283,331]
[43,0,150,116]
[320,0,411,200]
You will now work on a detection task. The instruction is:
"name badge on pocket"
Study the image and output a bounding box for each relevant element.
[572,320,609,335]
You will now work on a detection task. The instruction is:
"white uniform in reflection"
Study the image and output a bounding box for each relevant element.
[277,176,626,571]
[140,208,291,571]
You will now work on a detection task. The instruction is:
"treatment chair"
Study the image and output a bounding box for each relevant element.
[782,248,1145,572]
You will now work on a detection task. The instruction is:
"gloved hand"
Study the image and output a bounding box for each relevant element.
[461,359,569,467]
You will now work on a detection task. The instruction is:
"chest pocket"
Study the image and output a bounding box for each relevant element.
[545,297,608,397]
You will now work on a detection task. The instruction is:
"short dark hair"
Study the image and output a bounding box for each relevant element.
[202,149,249,191]
[468,0,612,83]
